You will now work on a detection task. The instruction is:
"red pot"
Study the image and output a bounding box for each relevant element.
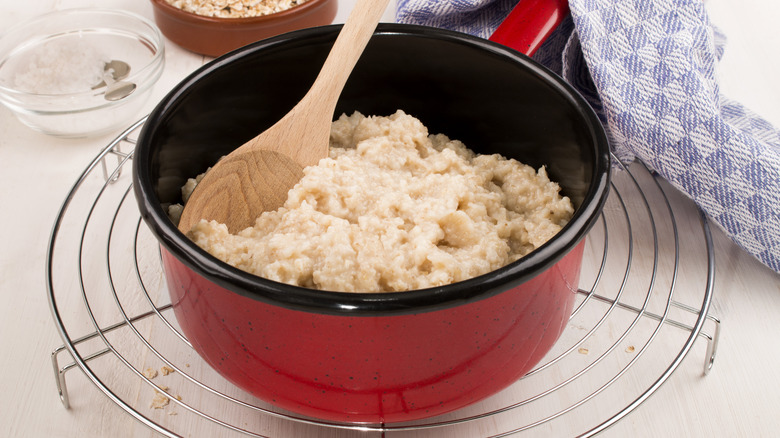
[134,24,611,423]
[161,241,583,422]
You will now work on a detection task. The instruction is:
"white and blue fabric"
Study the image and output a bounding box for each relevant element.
[397,0,780,273]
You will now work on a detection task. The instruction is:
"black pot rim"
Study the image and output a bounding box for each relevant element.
[133,23,611,316]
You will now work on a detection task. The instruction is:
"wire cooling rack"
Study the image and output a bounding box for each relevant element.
[47,118,720,437]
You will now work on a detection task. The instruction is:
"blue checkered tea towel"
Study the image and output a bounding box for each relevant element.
[397,0,780,273]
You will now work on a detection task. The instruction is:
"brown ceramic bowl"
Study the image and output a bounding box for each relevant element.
[149,0,338,57]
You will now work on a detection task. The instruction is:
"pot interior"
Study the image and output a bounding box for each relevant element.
[148,24,604,206]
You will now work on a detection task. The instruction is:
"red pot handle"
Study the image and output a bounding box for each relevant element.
[488,0,569,56]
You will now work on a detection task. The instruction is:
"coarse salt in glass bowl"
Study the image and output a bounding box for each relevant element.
[0,8,165,138]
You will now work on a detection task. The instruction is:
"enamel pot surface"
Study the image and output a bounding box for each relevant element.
[133,24,611,423]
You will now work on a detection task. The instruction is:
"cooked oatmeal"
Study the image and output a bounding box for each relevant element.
[185,111,573,292]
[164,0,310,18]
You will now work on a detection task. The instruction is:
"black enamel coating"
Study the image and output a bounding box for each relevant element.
[133,23,611,316]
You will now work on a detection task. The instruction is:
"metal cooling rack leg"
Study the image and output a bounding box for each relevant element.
[51,346,71,409]
[662,301,721,376]
[52,345,113,409]
[101,143,125,183]
[100,143,137,184]
[50,304,173,409]
[577,289,722,375]
[702,315,721,375]
[99,120,138,183]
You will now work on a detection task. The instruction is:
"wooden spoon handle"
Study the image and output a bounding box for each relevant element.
[304,0,392,112]
[239,0,391,168]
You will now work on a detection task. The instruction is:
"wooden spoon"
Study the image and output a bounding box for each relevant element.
[178,0,391,234]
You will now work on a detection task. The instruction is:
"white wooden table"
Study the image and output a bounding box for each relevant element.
[1,0,778,437]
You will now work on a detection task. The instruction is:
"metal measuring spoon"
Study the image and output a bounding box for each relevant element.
[93,60,136,101]
[102,71,136,101]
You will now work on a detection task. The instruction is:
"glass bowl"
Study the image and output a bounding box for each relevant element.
[0,8,165,138]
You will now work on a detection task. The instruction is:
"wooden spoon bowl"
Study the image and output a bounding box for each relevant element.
[177,0,391,233]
